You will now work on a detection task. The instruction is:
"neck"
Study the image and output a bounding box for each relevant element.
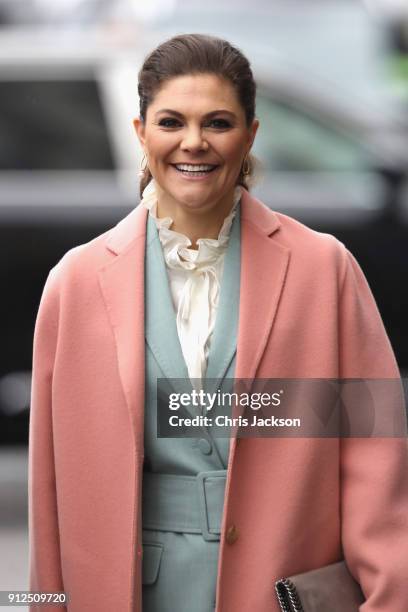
[155,188,237,250]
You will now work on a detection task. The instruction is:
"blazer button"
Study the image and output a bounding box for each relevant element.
[198,438,212,455]
[226,524,239,544]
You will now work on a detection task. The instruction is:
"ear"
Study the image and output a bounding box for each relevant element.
[247,118,259,150]
[133,117,146,148]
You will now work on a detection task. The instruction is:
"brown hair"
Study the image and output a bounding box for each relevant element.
[137,33,257,198]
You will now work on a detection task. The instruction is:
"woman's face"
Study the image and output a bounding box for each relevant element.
[133,73,259,216]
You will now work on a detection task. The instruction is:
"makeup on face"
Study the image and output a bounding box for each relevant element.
[134,73,258,222]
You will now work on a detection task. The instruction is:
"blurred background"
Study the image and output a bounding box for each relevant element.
[1,0,408,604]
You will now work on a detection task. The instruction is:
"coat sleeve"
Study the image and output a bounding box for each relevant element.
[338,248,408,611]
[28,266,67,611]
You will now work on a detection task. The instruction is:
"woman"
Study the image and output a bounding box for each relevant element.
[28,34,408,611]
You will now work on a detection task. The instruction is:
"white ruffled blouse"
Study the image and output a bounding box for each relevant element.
[141,179,242,388]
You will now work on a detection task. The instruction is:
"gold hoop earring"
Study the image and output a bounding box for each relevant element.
[139,153,148,175]
[242,154,250,177]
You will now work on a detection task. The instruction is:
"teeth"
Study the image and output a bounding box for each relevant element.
[175,164,215,172]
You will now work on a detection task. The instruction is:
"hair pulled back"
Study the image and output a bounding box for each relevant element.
[137,33,257,197]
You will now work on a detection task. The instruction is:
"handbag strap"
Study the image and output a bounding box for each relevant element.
[275,578,305,612]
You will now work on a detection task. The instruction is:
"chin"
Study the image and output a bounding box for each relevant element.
[170,189,213,210]
[179,198,213,213]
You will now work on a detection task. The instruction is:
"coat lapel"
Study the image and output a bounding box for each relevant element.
[97,204,148,456]
[235,189,291,383]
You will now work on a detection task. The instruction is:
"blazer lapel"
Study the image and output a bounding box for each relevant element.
[205,202,241,395]
[144,215,191,384]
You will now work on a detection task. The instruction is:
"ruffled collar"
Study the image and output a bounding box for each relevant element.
[141,178,242,271]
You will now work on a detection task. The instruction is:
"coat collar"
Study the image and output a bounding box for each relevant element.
[98,188,290,453]
[104,187,282,256]
[104,203,148,256]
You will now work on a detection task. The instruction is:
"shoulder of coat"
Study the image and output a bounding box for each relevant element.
[49,229,113,284]
[272,209,347,259]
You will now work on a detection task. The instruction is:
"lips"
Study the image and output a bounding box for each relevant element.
[170,163,219,172]
[171,162,219,166]
[170,163,220,179]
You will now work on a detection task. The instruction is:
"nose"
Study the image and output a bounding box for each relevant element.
[180,126,208,153]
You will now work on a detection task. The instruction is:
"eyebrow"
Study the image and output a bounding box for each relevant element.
[154,108,237,119]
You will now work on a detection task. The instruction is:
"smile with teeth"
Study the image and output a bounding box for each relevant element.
[173,163,218,176]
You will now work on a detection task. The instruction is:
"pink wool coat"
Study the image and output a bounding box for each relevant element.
[28,187,408,611]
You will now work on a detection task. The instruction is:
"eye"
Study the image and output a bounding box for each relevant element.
[158,118,181,128]
[207,118,231,129]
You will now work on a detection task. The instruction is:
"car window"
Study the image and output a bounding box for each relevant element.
[0,80,114,170]
[253,94,373,172]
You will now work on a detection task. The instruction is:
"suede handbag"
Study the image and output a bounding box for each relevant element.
[275,561,365,611]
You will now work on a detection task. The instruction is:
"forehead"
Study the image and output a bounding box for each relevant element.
[148,73,243,114]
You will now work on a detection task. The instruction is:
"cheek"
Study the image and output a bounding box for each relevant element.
[146,136,175,163]
[222,151,246,173]
[218,136,247,166]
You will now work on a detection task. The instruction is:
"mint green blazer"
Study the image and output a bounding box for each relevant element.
[142,205,241,612]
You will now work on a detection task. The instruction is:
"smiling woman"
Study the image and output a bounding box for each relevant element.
[133,71,258,247]
[28,33,408,612]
